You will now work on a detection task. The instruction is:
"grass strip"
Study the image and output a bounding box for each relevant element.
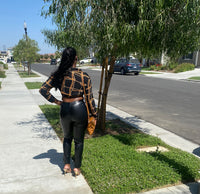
[82,136,200,193]
[40,105,63,139]
[39,104,200,193]
[3,64,8,70]
[0,71,6,78]
[25,82,43,89]
[140,72,161,74]
[13,63,20,69]
[142,67,151,71]
[0,82,1,88]
[188,77,200,80]
[18,71,39,78]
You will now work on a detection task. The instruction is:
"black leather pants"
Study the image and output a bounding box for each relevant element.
[60,100,88,168]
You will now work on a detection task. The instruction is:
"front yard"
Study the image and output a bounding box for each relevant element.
[39,104,200,193]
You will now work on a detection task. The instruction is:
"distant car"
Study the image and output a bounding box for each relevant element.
[113,58,141,75]
[7,59,11,63]
[50,59,57,65]
[80,57,92,64]
[57,58,61,63]
[0,58,5,64]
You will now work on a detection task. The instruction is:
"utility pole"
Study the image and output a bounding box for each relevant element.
[195,50,199,67]
[24,21,28,41]
[24,21,30,75]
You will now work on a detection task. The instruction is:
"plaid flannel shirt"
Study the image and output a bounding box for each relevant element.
[39,68,97,118]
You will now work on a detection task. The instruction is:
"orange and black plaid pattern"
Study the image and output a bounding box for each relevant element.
[39,68,97,118]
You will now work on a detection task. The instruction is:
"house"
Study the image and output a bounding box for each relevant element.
[179,51,200,67]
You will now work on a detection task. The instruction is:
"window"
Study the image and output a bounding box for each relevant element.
[183,53,193,60]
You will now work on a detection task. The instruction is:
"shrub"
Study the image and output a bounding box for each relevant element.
[0,71,6,78]
[156,65,162,71]
[156,63,162,67]
[3,63,8,69]
[174,63,195,73]
[150,65,156,70]
[150,64,162,71]
[168,62,179,70]
[161,66,167,70]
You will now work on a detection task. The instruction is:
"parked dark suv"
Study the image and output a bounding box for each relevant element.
[113,58,141,75]
[50,59,57,65]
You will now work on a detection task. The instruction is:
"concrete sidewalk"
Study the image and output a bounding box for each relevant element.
[0,64,200,194]
[0,64,93,194]
[143,68,200,81]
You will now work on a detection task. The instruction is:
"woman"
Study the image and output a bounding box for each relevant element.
[39,47,97,176]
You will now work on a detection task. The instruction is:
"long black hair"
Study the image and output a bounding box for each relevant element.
[52,47,77,90]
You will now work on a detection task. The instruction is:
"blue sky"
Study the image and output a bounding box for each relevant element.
[0,0,57,54]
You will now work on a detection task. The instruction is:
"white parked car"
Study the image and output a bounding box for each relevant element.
[80,57,93,64]
[0,58,6,64]
[57,58,61,63]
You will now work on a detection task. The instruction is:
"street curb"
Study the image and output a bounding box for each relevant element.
[32,69,48,78]
[185,79,200,83]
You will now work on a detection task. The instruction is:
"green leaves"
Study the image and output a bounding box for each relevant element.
[41,0,139,58]
[82,134,200,193]
[13,36,40,64]
[0,71,6,78]
[137,0,200,59]
[41,0,200,60]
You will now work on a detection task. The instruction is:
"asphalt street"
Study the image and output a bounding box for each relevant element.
[32,63,200,144]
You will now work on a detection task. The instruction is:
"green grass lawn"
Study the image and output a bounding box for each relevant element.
[3,64,8,70]
[18,71,39,78]
[39,104,200,193]
[188,77,200,80]
[0,82,1,88]
[142,67,151,71]
[0,71,6,78]
[25,82,43,89]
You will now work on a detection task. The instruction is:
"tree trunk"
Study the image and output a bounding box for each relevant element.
[97,56,116,131]
[23,62,26,72]
[161,51,170,66]
[147,58,150,67]
[28,63,31,75]
[97,58,106,112]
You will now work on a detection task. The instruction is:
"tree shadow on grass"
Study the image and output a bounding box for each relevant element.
[148,152,197,183]
[89,117,140,139]
[113,134,198,185]
[112,132,154,147]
